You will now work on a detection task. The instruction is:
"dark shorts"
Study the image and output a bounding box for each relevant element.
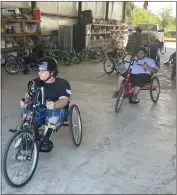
[121,72,151,87]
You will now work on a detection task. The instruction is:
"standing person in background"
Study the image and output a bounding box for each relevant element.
[127,27,143,57]
[132,27,143,57]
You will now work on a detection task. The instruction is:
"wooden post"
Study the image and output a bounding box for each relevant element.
[78,1,82,24]
[122,2,126,23]
[105,1,109,20]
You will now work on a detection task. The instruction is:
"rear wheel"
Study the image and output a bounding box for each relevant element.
[90,50,103,63]
[115,85,125,113]
[68,104,82,147]
[3,129,39,187]
[150,76,160,103]
[62,54,71,66]
[156,53,161,68]
[103,58,115,74]
[5,60,20,75]
[160,45,166,55]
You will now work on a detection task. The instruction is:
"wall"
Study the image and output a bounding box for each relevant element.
[1,1,30,8]
[41,16,77,35]
[1,1,125,35]
[37,2,78,17]
[108,2,124,21]
[82,2,106,19]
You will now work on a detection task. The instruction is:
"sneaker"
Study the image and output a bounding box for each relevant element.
[129,96,140,104]
[112,91,119,98]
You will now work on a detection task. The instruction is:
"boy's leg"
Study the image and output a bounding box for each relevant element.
[44,108,68,139]
[130,74,151,103]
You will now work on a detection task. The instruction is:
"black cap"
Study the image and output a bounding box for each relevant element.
[38,56,58,77]
[39,57,57,71]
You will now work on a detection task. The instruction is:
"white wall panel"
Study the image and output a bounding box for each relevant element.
[57,2,78,16]
[41,16,77,35]
[37,2,58,13]
[108,2,124,21]
[37,2,77,16]
[94,2,106,19]
[82,1,106,19]
[2,1,30,8]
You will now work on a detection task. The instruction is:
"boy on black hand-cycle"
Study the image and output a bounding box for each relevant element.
[112,47,158,104]
[20,57,71,151]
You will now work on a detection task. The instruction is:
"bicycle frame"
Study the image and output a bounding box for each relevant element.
[124,59,151,98]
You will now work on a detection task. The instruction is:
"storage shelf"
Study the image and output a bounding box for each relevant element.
[1,46,36,52]
[92,24,124,27]
[1,32,40,37]
[2,18,41,23]
[91,32,111,35]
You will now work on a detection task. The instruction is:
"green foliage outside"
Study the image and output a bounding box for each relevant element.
[125,2,176,38]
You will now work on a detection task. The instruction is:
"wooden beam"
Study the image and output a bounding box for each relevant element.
[31,1,36,11]
[122,2,126,23]
[105,1,109,20]
[41,12,78,19]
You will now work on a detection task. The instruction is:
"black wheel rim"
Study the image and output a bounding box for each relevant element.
[150,77,160,102]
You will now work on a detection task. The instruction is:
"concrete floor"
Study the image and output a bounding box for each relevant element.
[2,42,176,194]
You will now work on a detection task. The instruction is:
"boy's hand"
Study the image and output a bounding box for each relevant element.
[46,101,55,110]
[20,100,28,108]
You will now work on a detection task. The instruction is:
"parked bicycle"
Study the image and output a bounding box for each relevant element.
[5,50,39,75]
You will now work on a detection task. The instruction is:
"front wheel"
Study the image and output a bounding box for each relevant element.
[115,85,125,113]
[3,129,39,188]
[150,76,160,103]
[68,104,82,147]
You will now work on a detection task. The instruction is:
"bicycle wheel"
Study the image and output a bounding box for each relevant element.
[90,50,103,63]
[30,53,39,71]
[150,77,160,103]
[115,84,125,113]
[62,54,71,66]
[74,55,81,64]
[3,129,39,187]
[160,45,166,55]
[6,55,16,63]
[5,60,20,75]
[103,58,115,74]
[68,104,82,147]
[156,53,161,69]
[122,53,132,64]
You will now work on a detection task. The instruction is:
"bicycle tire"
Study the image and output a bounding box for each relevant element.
[115,85,125,113]
[103,59,115,74]
[3,129,39,188]
[5,60,20,75]
[160,45,166,55]
[68,104,82,147]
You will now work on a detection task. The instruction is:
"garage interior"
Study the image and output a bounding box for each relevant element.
[1,1,176,194]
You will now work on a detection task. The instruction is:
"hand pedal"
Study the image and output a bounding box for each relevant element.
[8,129,17,133]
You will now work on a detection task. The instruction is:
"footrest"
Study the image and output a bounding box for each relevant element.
[8,129,17,133]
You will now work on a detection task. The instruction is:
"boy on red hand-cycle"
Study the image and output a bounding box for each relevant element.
[113,47,158,104]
